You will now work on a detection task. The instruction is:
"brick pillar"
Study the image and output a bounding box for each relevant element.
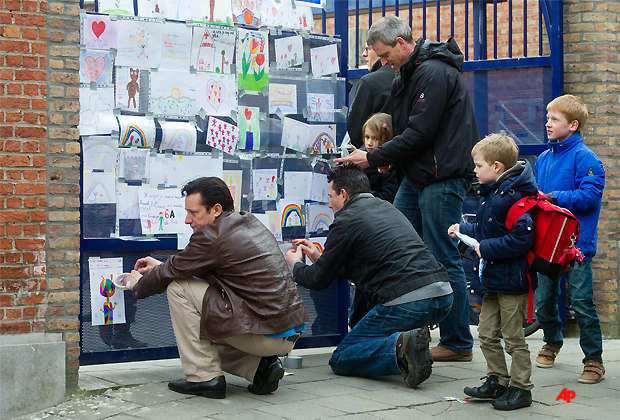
[564,0,620,337]
[0,0,49,334]
[46,0,82,387]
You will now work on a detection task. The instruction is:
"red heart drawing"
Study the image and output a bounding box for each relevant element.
[92,21,106,39]
[331,57,336,65]
[83,56,106,82]
[245,108,252,120]
[272,6,277,16]
[206,79,225,111]
[287,44,293,52]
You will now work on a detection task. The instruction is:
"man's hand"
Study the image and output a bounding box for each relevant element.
[134,256,163,274]
[447,223,459,238]
[285,247,304,268]
[124,270,143,291]
[333,149,369,169]
[292,238,321,264]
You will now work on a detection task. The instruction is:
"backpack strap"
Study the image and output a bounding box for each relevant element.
[505,191,543,231]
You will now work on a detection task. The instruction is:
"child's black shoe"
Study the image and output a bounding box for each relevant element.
[464,375,507,399]
[491,386,532,410]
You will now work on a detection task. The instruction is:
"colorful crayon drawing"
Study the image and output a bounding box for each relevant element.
[307,236,327,265]
[311,213,332,232]
[222,170,243,211]
[121,124,146,147]
[83,171,116,204]
[269,84,297,115]
[83,15,117,50]
[312,241,324,254]
[80,50,112,84]
[99,0,134,15]
[307,93,335,122]
[149,70,198,117]
[310,131,336,154]
[82,137,119,170]
[232,0,261,26]
[198,0,234,25]
[236,29,268,93]
[238,106,260,150]
[160,121,197,152]
[274,35,304,69]
[193,27,236,73]
[118,116,155,148]
[115,20,163,68]
[206,117,239,154]
[99,275,118,324]
[196,73,237,117]
[306,202,333,233]
[252,168,277,200]
[281,203,304,227]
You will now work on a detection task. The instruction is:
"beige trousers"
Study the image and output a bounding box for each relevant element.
[478,292,533,390]
[167,277,296,383]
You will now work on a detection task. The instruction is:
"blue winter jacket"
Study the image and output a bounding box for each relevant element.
[461,160,538,296]
[534,133,605,261]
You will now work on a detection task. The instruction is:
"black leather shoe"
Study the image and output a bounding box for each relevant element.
[491,386,532,410]
[464,375,507,399]
[168,376,226,399]
[396,328,433,389]
[247,356,285,395]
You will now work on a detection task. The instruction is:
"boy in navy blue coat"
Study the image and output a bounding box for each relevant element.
[534,94,605,384]
[449,133,538,411]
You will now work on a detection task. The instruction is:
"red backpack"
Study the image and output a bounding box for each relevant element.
[505,190,584,282]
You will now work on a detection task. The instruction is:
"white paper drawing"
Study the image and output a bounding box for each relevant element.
[191,26,236,73]
[197,0,234,24]
[139,186,187,234]
[307,236,327,265]
[306,203,334,233]
[308,124,337,154]
[307,93,335,122]
[311,172,330,203]
[89,257,126,326]
[117,184,141,219]
[149,70,198,116]
[83,137,119,170]
[284,171,312,200]
[115,20,163,68]
[196,73,237,117]
[83,15,117,50]
[148,154,180,186]
[99,0,135,15]
[83,171,116,204]
[115,66,142,111]
[269,84,297,115]
[280,117,312,153]
[206,117,239,154]
[118,115,156,148]
[176,155,224,186]
[160,23,192,71]
[80,50,112,85]
[79,87,118,136]
[274,36,304,69]
[165,0,200,21]
[232,0,261,26]
[119,148,150,181]
[291,3,315,31]
[252,168,277,200]
[136,0,168,18]
[277,199,305,227]
[160,121,197,152]
[310,44,340,77]
[222,170,243,211]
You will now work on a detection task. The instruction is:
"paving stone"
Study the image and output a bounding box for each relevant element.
[310,395,393,414]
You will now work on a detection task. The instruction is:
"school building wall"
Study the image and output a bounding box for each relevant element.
[0,0,618,402]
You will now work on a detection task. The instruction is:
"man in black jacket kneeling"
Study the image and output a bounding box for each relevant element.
[286,163,453,388]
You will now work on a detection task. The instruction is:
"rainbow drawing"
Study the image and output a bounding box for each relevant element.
[166,129,192,151]
[311,213,332,232]
[121,124,146,147]
[311,132,336,154]
[281,204,304,227]
[312,242,324,254]
[84,139,117,153]
[84,180,113,203]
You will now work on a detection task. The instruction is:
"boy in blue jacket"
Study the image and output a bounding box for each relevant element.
[449,133,537,410]
[534,95,605,384]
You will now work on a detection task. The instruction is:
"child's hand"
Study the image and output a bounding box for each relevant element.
[475,244,481,258]
[447,223,459,238]
[378,164,392,174]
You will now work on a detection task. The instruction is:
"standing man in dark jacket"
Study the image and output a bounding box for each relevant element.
[123,177,309,399]
[336,16,479,362]
[347,44,396,148]
[285,164,453,389]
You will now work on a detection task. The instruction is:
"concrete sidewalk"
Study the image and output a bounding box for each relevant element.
[13,329,620,419]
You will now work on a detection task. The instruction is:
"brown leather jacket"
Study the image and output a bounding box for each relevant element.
[132,211,309,340]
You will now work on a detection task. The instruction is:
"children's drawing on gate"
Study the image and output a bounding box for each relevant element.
[236,28,268,92]
[89,257,126,326]
[192,26,236,73]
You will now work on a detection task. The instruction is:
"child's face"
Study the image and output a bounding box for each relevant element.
[364,127,381,152]
[473,154,502,184]
[546,109,578,142]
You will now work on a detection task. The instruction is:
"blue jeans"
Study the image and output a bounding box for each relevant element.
[329,294,453,376]
[534,262,603,363]
[393,178,474,353]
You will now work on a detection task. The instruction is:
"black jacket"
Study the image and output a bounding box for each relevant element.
[365,166,398,203]
[367,38,479,192]
[348,61,396,148]
[460,161,539,296]
[292,193,449,306]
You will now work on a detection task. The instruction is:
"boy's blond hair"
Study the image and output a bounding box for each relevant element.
[546,94,588,133]
[362,113,393,146]
[471,132,519,169]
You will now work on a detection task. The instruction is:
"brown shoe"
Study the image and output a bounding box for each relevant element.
[578,360,604,384]
[535,344,560,368]
[429,345,473,362]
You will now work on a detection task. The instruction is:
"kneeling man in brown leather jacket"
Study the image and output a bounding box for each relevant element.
[123,177,309,399]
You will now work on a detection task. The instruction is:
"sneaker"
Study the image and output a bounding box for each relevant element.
[464,375,507,399]
[578,360,605,384]
[491,386,532,410]
[535,344,560,368]
[396,328,433,389]
[430,345,473,362]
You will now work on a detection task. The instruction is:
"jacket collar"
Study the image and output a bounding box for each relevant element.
[548,132,583,154]
[336,192,374,216]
